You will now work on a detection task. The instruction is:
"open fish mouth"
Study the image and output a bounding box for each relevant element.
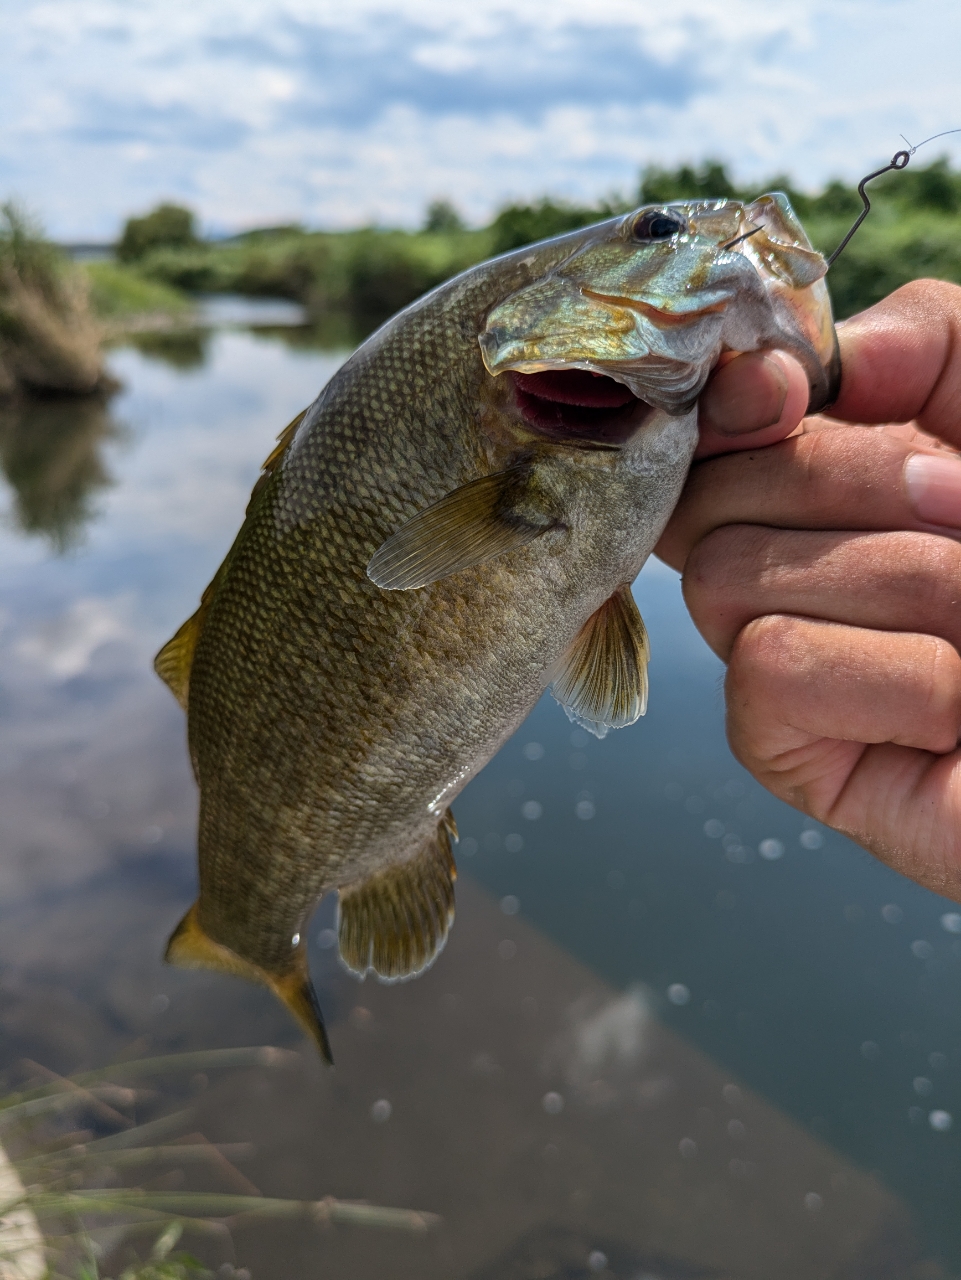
[511,369,651,446]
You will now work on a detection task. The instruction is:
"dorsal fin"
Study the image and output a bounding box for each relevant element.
[166,903,332,1064]
[550,584,650,739]
[153,572,222,711]
[338,818,457,980]
[247,408,307,514]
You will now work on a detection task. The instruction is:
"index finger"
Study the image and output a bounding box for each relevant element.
[833,279,961,443]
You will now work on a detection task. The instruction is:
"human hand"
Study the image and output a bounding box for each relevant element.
[659,281,961,900]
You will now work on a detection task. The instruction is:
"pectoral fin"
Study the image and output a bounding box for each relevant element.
[551,585,650,739]
[338,818,457,980]
[367,465,559,591]
[166,903,333,1064]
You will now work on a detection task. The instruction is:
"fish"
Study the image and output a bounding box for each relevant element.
[156,193,839,1061]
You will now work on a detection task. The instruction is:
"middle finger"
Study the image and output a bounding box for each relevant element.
[684,526,961,660]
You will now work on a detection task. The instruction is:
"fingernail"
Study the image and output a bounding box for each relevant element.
[701,352,789,436]
[905,452,961,527]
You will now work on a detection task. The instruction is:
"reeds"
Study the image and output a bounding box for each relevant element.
[0,205,107,398]
[0,1046,438,1280]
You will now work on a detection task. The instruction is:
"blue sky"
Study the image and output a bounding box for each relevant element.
[3,0,960,238]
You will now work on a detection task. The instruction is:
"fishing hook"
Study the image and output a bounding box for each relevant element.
[827,128,961,268]
[720,224,763,251]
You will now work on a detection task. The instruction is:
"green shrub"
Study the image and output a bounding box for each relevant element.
[117,204,197,263]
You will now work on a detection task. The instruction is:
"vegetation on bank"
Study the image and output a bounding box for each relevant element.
[105,157,961,333]
[0,205,108,398]
[6,156,961,399]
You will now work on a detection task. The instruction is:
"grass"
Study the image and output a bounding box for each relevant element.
[81,264,191,324]
[0,205,107,396]
[0,1046,438,1279]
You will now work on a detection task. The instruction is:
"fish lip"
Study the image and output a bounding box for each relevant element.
[579,287,730,328]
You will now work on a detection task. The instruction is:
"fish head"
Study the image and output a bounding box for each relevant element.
[479,194,839,438]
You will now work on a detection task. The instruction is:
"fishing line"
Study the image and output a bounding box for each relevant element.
[827,127,961,267]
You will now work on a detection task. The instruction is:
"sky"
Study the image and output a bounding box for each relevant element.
[2,0,960,239]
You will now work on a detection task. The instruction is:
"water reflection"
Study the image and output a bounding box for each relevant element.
[124,328,209,370]
[0,321,959,1277]
[0,392,122,550]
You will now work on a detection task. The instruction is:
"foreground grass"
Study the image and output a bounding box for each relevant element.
[0,1046,438,1279]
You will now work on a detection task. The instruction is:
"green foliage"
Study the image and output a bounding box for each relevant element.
[117,204,197,263]
[639,160,739,204]
[104,155,961,335]
[0,202,68,304]
[83,262,190,320]
[488,199,607,254]
[422,200,465,234]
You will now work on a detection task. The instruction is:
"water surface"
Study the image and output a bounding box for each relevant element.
[1,321,959,1278]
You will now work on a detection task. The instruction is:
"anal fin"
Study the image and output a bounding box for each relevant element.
[338,818,457,981]
[550,584,650,739]
[166,903,333,1064]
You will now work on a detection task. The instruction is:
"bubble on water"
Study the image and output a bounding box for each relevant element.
[725,845,748,864]
[498,939,517,960]
[759,838,785,860]
[727,1119,746,1140]
[940,912,961,934]
[703,819,724,838]
[722,1084,743,1105]
[799,829,823,849]
[370,1099,392,1123]
[500,895,520,916]
[542,1091,564,1115]
[679,1137,697,1158]
[930,1109,953,1131]
[521,800,543,821]
[523,741,544,761]
[929,1052,948,1070]
[290,933,300,947]
[667,983,690,1006]
[881,904,903,924]
[587,1251,608,1273]
[860,1040,880,1061]
[914,1077,933,1096]
[575,800,595,820]
[911,939,934,960]
[459,837,478,856]
[804,1192,823,1212]
[316,928,337,949]
[504,833,524,852]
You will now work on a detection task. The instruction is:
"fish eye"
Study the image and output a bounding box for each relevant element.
[631,210,686,242]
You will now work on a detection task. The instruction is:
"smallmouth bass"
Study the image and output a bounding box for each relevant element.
[156,195,839,1060]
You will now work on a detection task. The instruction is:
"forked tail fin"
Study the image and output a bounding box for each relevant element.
[166,903,333,1065]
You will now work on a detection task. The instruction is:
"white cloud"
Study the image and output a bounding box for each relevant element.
[2,0,960,237]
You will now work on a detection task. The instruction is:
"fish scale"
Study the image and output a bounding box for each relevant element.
[157,197,839,1059]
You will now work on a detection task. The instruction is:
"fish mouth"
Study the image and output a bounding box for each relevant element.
[511,369,652,446]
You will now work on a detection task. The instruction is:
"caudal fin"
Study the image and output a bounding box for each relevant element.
[166,903,333,1064]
